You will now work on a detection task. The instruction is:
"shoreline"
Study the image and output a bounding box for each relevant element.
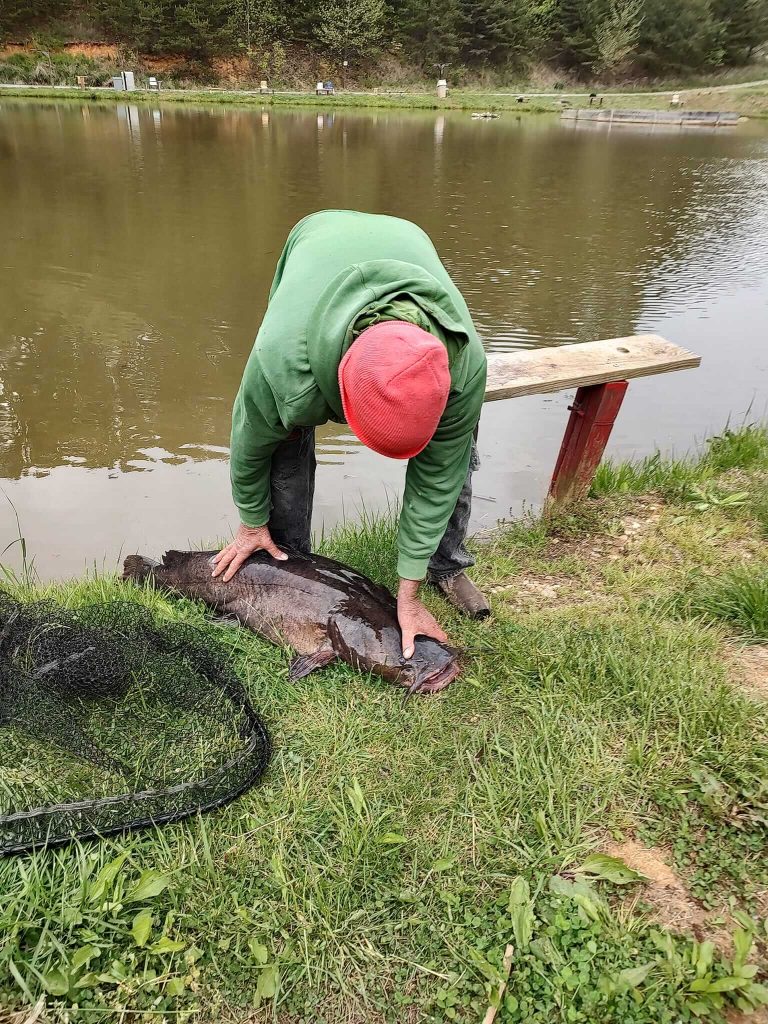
[3,82,768,117]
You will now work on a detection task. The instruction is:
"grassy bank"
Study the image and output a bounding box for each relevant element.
[3,82,768,117]
[1,424,768,1023]
[0,84,563,114]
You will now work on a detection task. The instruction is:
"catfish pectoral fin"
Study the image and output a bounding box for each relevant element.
[289,645,337,680]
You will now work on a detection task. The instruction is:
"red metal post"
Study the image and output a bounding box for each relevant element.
[548,380,629,508]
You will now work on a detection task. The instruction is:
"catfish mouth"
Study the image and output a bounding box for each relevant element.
[411,659,462,695]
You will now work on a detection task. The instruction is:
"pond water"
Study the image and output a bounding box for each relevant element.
[1,99,767,579]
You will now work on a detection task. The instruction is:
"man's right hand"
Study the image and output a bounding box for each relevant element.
[212,524,288,581]
[397,578,448,659]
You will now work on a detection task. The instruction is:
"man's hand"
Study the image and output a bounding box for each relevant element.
[212,524,287,582]
[397,578,448,658]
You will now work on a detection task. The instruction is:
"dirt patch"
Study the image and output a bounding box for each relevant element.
[719,467,768,492]
[61,43,119,59]
[549,493,761,571]
[486,500,668,612]
[489,574,565,600]
[142,53,196,74]
[489,572,615,614]
[725,645,768,700]
[726,1009,768,1024]
[211,55,254,84]
[604,839,733,952]
[544,499,665,564]
[0,42,118,59]
[489,488,765,618]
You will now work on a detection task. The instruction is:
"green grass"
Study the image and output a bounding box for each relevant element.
[593,422,768,497]
[605,63,768,90]
[1,426,768,1022]
[592,449,702,498]
[703,423,768,474]
[317,504,401,592]
[680,565,768,641]
[749,486,768,537]
[0,85,556,113]
[3,80,768,116]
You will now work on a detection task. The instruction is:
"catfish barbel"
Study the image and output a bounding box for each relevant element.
[123,549,461,694]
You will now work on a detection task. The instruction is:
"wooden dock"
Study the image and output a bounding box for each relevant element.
[561,108,740,127]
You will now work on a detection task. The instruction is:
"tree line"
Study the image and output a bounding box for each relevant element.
[2,0,767,77]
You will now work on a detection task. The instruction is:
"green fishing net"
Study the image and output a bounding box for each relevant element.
[0,590,270,855]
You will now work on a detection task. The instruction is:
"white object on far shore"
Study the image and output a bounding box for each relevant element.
[112,71,136,92]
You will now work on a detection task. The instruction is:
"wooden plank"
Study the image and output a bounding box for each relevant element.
[484,334,700,402]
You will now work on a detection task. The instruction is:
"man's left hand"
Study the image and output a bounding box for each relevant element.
[397,578,448,658]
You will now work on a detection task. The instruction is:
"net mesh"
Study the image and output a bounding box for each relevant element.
[0,590,270,855]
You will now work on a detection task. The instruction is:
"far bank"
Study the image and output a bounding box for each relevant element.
[3,81,768,117]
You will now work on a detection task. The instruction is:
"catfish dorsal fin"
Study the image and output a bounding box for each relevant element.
[161,550,189,568]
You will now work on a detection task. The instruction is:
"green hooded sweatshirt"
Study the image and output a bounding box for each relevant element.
[230,210,487,581]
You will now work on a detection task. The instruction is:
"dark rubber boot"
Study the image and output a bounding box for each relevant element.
[435,572,491,620]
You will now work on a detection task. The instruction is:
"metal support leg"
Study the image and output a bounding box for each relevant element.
[547,380,629,508]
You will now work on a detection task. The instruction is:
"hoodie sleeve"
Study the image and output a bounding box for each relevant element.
[396,359,487,580]
[230,361,291,527]
[230,219,308,526]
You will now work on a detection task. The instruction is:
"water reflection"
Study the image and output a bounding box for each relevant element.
[116,103,142,138]
[0,100,766,577]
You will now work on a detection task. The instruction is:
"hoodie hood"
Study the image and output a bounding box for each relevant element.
[308,259,475,419]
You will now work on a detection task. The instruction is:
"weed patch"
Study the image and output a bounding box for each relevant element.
[593,423,768,502]
[680,565,768,642]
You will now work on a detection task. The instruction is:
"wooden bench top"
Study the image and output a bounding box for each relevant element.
[484,334,700,402]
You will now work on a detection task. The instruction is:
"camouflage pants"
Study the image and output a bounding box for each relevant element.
[268,427,478,581]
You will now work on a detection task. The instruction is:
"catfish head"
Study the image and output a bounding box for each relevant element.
[402,637,462,695]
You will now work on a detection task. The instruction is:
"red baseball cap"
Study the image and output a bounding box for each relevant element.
[338,321,450,459]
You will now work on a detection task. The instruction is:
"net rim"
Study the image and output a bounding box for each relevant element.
[0,591,271,857]
[0,702,270,857]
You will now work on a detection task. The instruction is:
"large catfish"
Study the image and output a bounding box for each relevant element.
[122,550,461,694]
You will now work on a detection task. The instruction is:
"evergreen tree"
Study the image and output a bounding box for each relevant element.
[227,0,287,51]
[0,0,74,40]
[460,0,552,68]
[315,0,386,60]
[592,0,643,74]
[93,0,235,55]
[715,0,768,62]
[4,0,766,77]
[550,0,603,70]
[637,0,722,72]
[391,0,464,67]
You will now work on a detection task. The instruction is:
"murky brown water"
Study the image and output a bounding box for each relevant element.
[1,99,767,579]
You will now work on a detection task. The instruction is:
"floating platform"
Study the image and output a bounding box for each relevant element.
[561,108,740,127]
